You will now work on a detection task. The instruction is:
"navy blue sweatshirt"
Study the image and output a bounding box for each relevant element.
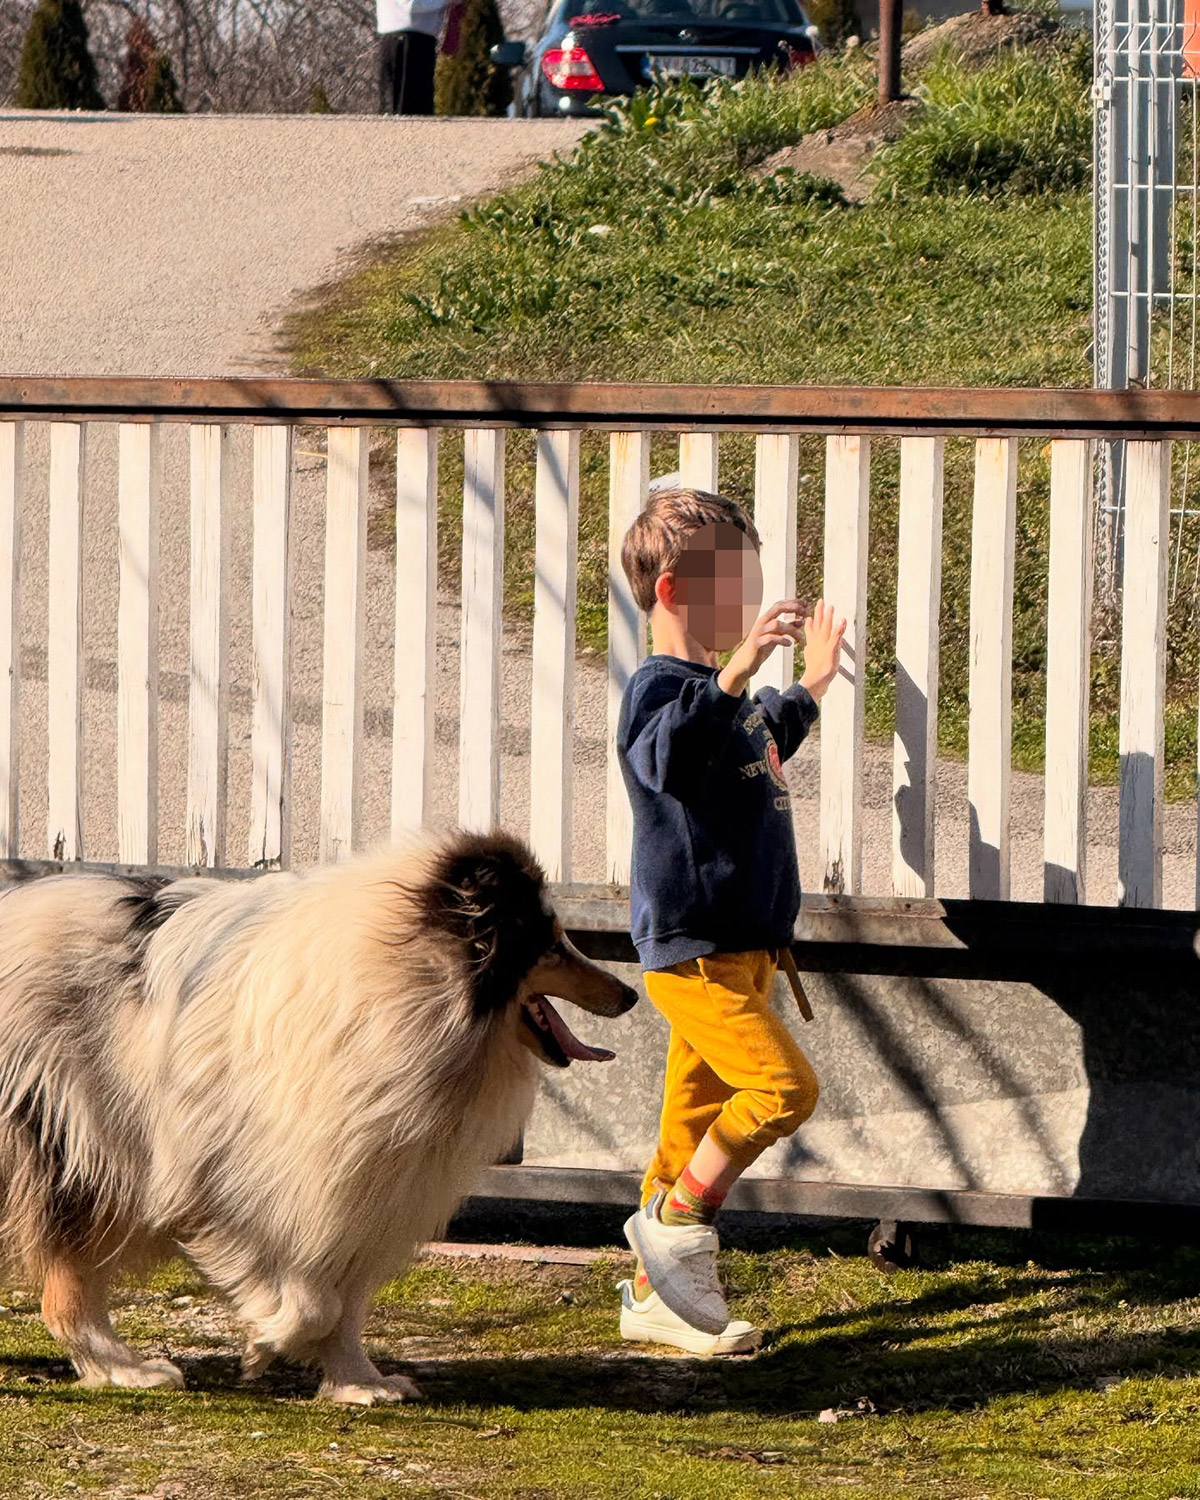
[616,655,819,971]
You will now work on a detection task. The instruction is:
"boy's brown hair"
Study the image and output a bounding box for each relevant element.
[620,488,761,614]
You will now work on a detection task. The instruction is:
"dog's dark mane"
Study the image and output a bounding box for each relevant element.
[420,831,554,1017]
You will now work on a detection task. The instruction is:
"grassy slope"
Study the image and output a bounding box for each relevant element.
[290,40,1187,791]
[4,1231,1200,1498]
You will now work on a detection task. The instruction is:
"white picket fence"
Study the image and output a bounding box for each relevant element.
[0,379,1187,909]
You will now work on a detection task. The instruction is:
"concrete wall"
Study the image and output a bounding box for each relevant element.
[525,914,1200,1209]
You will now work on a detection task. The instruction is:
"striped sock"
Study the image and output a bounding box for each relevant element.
[660,1165,727,1227]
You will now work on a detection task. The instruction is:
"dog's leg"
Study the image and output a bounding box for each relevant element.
[42,1255,184,1390]
[313,1283,422,1406]
[240,1278,342,1381]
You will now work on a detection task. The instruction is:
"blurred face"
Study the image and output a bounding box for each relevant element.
[673,521,763,653]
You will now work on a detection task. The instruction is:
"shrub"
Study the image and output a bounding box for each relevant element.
[806,0,861,48]
[144,50,183,112]
[434,0,511,117]
[118,18,182,112]
[16,0,104,110]
[871,45,1091,197]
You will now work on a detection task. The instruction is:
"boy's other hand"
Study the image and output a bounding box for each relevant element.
[798,599,847,702]
[716,599,805,698]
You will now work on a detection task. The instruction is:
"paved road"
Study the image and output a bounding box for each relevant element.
[0,111,1195,905]
[0,112,587,376]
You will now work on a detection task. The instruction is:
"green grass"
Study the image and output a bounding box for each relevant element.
[287,36,1200,798]
[6,1229,1200,1497]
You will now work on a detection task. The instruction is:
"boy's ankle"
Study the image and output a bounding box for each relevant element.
[660,1167,725,1228]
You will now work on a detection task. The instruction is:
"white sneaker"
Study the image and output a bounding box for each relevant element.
[617,1280,762,1356]
[623,1193,730,1335]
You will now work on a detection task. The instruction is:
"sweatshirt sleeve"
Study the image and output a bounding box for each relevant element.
[622,674,744,796]
[752,682,819,763]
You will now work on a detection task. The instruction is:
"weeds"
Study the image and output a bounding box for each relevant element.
[872,40,1092,197]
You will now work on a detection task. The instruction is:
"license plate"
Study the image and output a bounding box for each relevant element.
[644,53,737,78]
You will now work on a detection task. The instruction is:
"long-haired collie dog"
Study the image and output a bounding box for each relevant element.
[0,829,637,1404]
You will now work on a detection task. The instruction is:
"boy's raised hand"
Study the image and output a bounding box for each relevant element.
[716,599,806,698]
[798,599,847,702]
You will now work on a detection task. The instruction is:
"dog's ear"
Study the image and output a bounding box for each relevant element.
[424,833,554,1016]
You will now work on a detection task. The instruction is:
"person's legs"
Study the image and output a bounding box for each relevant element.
[401,31,438,115]
[673,949,818,1197]
[635,1021,731,1301]
[395,30,438,115]
[626,951,818,1332]
[379,32,402,114]
[639,1022,731,1208]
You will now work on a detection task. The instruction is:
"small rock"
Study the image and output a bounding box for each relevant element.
[250,1431,267,1440]
[559,1290,574,1305]
[328,1442,339,1451]
[817,1408,841,1423]
[171,1296,194,1309]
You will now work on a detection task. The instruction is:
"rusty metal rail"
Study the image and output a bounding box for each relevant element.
[6,376,1200,436]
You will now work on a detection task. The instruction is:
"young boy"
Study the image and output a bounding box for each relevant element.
[615,487,846,1356]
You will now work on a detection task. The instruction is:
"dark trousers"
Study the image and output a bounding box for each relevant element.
[379,30,438,115]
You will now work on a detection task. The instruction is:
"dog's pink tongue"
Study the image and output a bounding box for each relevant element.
[540,998,615,1062]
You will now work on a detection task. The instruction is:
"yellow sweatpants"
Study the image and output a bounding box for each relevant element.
[639,949,820,1207]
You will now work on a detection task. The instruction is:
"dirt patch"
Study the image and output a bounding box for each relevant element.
[757,97,920,203]
[756,11,1065,203]
[900,6,1063,74]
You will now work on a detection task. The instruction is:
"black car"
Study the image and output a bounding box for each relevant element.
[491,0,821,118]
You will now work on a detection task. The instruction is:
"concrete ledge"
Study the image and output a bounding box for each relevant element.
[473,1166,1200,1238]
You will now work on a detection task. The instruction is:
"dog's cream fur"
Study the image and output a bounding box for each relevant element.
[0,831,635,1403]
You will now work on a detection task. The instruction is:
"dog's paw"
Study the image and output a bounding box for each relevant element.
[90,1358,185,1391]
[317,1373,423,1406]
[240,1343,275,1382]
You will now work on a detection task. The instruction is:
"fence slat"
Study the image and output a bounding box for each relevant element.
[819,434,870,894]
[392,428,438,838]
[1119,439,1170,908]
[321,426,369,862]
[48,422,85,862]
[607,431,649,884]
[967,437,1018,900]
[892,436,944,898]
[249,425,293,869]
[0,424,22,858]
[679,432,719,492]
[530,429,580,882]
[187,425,231,869]
[1044,439,1094,904]
[750,434,799,698]
[459,429,505,834]
[117,422,160,866]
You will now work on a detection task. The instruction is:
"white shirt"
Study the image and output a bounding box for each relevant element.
[376,0,449,35]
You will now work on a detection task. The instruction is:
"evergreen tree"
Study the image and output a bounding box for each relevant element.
[118,19,183,112]
[434,0,511,117]
[16,0,104,111]
[144,50,183,112]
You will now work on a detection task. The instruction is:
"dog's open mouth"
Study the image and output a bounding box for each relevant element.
[521,995,616,1068]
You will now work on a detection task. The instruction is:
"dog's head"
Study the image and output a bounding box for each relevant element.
[419,831,638,1068]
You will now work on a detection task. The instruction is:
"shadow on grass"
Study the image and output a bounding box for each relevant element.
[5,1261,1200,1422]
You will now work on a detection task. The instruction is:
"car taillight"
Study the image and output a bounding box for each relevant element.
[542,45,604,90]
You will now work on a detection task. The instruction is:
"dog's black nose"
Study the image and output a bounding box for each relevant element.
[617,981,639,1013]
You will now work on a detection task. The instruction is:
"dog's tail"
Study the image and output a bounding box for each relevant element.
[0,874,167,1274]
